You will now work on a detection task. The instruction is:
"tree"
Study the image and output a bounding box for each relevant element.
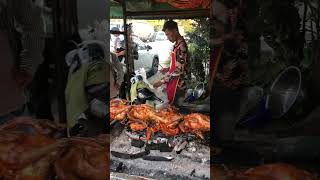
[185,18,210,84]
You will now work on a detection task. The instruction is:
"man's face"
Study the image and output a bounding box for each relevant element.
[164,29,177,43]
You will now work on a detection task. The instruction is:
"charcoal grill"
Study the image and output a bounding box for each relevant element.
[110,122,210,180]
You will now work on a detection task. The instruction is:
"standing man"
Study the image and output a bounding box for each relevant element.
[0,0,44,124]
[111,27,126,62]
[111,27,122,53]
[154,20,188,106]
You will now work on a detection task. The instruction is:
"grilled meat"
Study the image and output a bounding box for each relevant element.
[179,113,210,139]
[54,134,109,180]
[0,131,67,180]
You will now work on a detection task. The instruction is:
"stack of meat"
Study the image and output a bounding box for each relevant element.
[211,163,318,180]
[0,117,68,179]
[110,99,210,140]
[0,117,109,180]
[54,134,109,180]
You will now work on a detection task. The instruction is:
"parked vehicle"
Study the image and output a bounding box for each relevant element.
[131,23,155,42]
[150,31,167,42]
[132,36,159,75]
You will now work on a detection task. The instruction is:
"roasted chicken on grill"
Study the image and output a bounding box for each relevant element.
[110,98,129,107]
[54,134,109,180]
[238,163,318,180]
[0,117,65,138]
[110,99,132,121]
[211,163,318,180]
[127,104,160,140]
[110,98,210,140]
[0,131,68,180]
[155,109,183,136]
[127,105,185,139]
[179,113,210,139]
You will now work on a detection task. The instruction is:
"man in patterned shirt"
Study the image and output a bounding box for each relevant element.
[154,20,188,106]
[0,0,44,124]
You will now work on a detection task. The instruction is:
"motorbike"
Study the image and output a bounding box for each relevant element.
[65,40,109,137]
[130,68,165,107]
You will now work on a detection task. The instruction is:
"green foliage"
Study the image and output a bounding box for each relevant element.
[177,20,194,33]
[259,0,303,64]
[146,20,165,31]
[243,0,306,87]
[185,18,210,84]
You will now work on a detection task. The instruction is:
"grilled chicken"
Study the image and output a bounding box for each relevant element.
[0,117,65,138]
[110,99,131,121]
[127,105,210,139]
[110,98,129,106]
[110,105,131,121]
[54,134,109,180]
[130,123,148,132]
[127,105,160,140]
[154,109,182,136]
[127,105,184,139]
[211,163,318,180]
[238,163,318,180]
[179,113,210,139]
[111,100,210,140]
[0,131,68,180]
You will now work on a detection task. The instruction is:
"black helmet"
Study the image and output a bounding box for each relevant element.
[111,27,120,32]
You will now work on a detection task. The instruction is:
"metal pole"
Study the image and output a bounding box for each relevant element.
[53,0,67,124]
[122,0,133,101]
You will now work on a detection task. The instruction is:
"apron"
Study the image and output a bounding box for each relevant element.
[166,41,183,105]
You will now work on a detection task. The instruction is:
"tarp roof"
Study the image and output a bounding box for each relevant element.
[110,0,210,19]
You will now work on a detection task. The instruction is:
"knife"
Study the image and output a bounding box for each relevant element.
[142,156,174,161]
[111,150,150,159]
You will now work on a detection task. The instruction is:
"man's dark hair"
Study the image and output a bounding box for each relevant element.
[162,20,178,31]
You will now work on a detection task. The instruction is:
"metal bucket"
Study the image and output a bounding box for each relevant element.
[193,83,206,100]
[265,66,302,119]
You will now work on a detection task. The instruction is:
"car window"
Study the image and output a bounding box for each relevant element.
[155,31,167,41]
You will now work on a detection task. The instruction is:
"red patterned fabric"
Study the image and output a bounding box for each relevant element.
[166,45,180,104]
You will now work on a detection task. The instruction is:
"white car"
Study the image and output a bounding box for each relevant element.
[110,35,159,75]
[150,31,167,41]
[148,31,174,67]
[133,36,159,75]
